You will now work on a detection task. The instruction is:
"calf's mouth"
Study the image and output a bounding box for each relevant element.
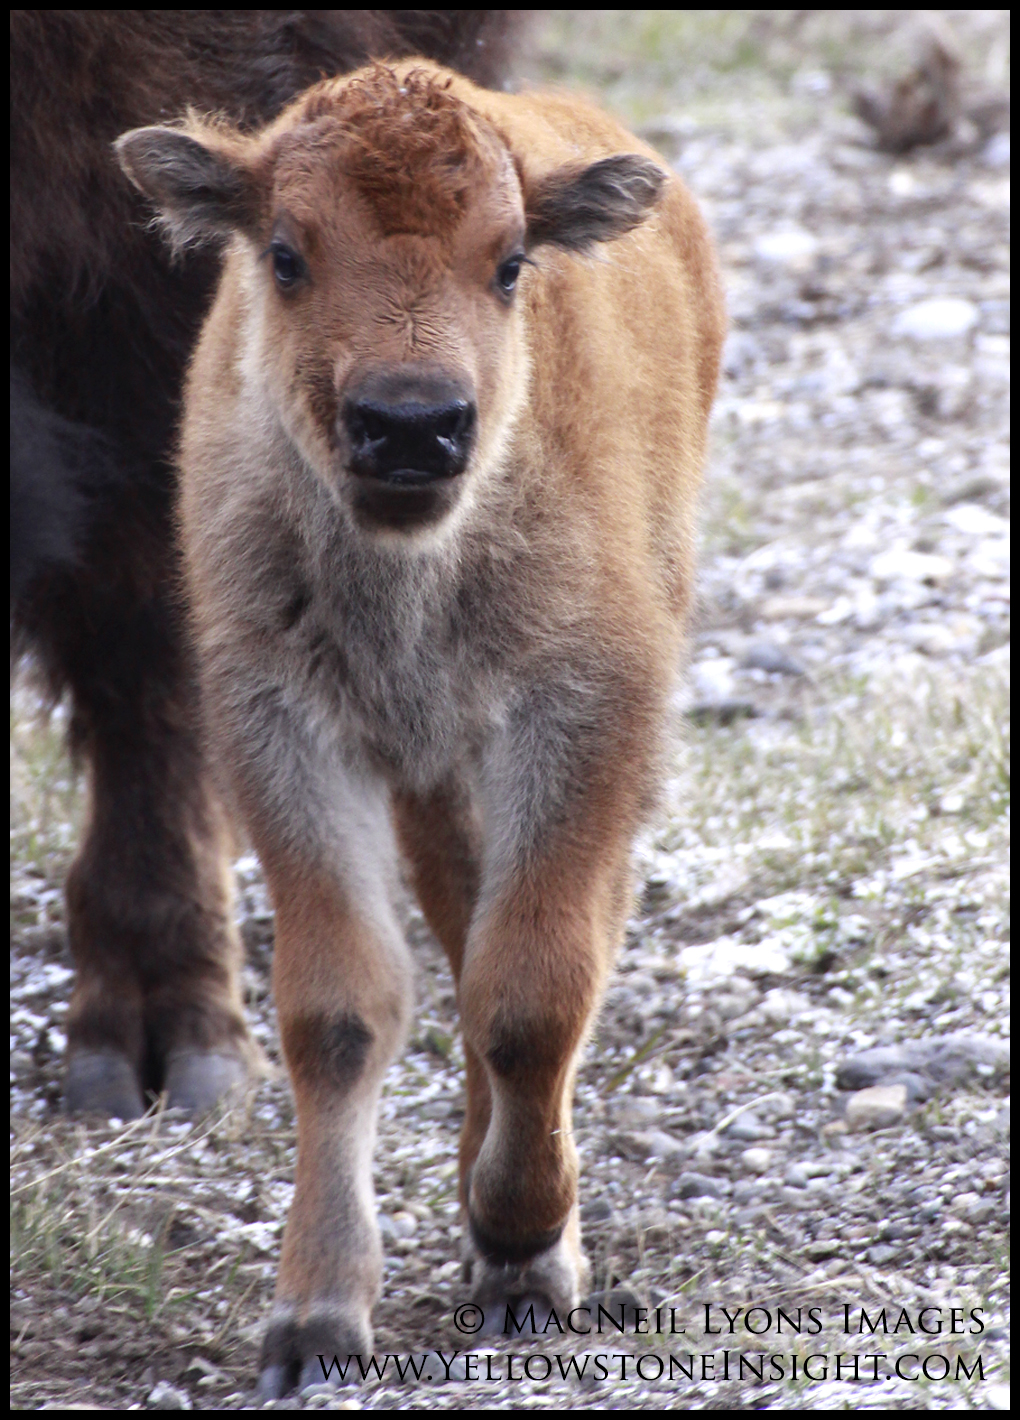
[340,368,476,532]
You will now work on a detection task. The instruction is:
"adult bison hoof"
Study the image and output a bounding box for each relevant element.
[164,1049,249,1113]
[257,1305,373,1399]
[64,1050,145,1120]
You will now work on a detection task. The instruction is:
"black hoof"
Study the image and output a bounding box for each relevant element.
[164,1049,248,1113]
[255,1362,293,1403]
[258,1307,372,1399]
[64,1050,145,1119]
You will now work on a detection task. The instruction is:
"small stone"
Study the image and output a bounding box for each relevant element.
[754,228,819,268]
[692,658,737,701]
[801,1160,835,1180]
[903,623,963,656]
[613,1095,661,1127]
[805,1239,841,1262]
[741,1148,772,1175]
[731,1180,762,1205]
[894,1072,935,1103]
[867,1243,899,1267]
[147,1383,192,1411]
[616,1129,685,1164]
[951,1191,995,1224]
[724,1111,771,1142]
[837,1046,911,1088]
[673,1171,727,1201]
[784,1164,810,1189]
[301,1384,337,1401]
[738,642,805,676]
[581,1198,613,1223]
[943,503,1009,538]
[846,1084,908,1132]
[182,1358,225,1385]
[869,549,953,584]
[923,1034,1009,1085]
[759,989,811,1024]
[778,1186,815,1208]
[893,298,978,340]
[761,595,829,621]
[836,1035,1009,1093]
[391,1211,417,1238]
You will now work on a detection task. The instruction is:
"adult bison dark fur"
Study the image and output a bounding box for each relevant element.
[10,10,522,1119]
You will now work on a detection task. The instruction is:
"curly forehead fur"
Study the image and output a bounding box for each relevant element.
[281,65,506,237]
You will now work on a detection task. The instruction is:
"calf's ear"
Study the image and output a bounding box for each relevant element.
[115,126,258,252]
[525,154,665,253]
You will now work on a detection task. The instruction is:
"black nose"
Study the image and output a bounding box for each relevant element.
[343,395,476,484]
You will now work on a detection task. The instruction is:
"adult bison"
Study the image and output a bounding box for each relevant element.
[10,11,521,1118]
[118,58,724,1394]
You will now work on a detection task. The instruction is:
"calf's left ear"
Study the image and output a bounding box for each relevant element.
[525,154,665,253]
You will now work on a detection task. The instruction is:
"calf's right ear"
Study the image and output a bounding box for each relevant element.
[115,126,258,252]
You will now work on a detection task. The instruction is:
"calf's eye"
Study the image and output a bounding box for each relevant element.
[270,242,304,289]
[496,256,523,296]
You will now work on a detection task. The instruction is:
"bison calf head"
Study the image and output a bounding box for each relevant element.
[117,63,664,538]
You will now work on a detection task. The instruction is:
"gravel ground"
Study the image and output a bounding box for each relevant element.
[10,12,1010,1412]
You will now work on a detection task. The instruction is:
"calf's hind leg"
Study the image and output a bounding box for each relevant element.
[395,764,640,1322]
[392,779,492,1213]
[458,839,634,1318]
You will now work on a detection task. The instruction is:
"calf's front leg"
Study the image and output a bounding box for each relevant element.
[256,838,412,1399]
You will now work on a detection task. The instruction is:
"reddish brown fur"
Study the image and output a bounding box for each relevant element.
[118,58,725,1396]
[298,66,492,237]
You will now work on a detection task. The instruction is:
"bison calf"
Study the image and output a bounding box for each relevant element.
[118,60,724,1396]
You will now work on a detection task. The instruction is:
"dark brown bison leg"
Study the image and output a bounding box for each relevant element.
[255,821,413,1399]
[60,585,252,1116]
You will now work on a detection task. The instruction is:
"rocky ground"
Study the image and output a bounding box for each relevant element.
[10,11,1010,1412]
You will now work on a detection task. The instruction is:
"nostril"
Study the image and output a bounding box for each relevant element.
[343,403,387,448]
[357,409,392,444]
[433,402,471,442]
